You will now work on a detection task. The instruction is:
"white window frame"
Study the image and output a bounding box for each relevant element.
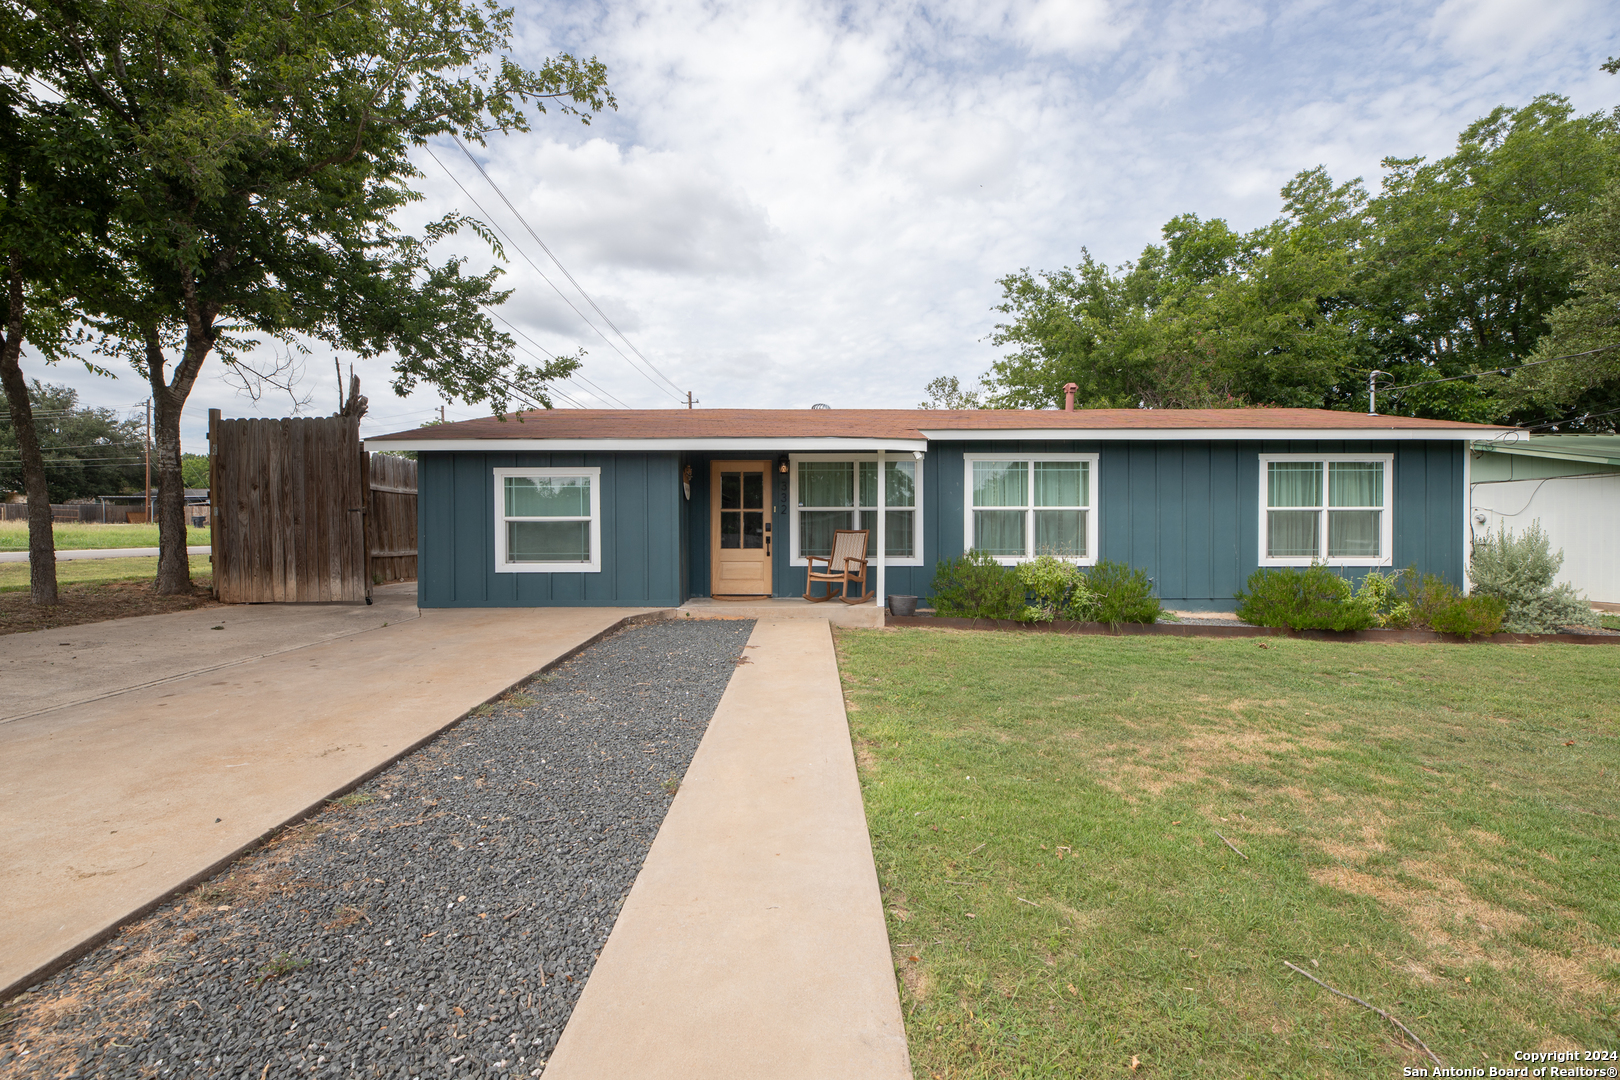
[962,452,1099,565]
[787,453,924,567]
[1257,453,1393,567]
[493,466,602,573]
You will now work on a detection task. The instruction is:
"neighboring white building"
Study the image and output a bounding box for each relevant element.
[1470,435,1620,604]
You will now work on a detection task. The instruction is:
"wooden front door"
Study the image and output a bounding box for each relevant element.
[710,460,772,598]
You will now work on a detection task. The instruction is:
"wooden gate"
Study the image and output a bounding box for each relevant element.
[209,410,369,603]
[366,453,417,584]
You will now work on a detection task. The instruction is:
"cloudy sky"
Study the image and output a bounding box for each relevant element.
[29,0,1620,450]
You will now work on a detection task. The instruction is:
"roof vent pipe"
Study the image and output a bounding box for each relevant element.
[1063,383,1078,412]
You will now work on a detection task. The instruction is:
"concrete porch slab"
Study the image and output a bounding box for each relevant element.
[541,618,910,1080]
[677,595,885,628]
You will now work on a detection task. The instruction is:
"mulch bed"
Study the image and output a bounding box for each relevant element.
[0,580,220,637]
[886,613,1620,645]
[0,618,754,1079]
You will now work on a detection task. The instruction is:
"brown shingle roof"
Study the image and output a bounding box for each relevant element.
[370,407,1511,442]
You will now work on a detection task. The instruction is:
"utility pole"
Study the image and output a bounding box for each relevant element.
[144,399,152,520]
[439,405,446,423]
[686,391,697,410]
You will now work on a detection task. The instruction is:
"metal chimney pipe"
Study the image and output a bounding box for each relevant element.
[1063,383,1078,412]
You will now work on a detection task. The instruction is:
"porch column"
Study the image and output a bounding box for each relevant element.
[876,448,886,614]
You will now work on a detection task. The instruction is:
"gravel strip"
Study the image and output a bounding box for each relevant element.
[0,618,755,1079]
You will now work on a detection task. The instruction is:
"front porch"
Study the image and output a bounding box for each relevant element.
[676,595,885,628]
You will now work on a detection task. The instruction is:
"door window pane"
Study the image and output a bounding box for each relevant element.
[973,461,1027,508]
[974,510,1026,556]
[1034,461,1086,507]
[798,461,853,507]
[1267,510,1320,558]
[1328,510,1380,558]
[508,520,589,562]
[743,471,764,510]
[1268,462,1322,508]
[1034,509,1084,556]
[505,475,589,517]
[1329,461,1383,507]
[720,472,741,510]
[720,510,741,549]
[742,511,764,549]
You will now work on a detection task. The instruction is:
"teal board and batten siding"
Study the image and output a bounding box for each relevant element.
[416,451,682,607]
[926,439,1465,609]
[415,441,1463,609]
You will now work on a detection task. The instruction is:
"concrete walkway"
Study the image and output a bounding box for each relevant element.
[543,619,910,1080]
[0,545,209,563]
[0,600,659,999]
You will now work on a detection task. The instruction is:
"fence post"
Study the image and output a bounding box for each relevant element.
[208,408,220,599]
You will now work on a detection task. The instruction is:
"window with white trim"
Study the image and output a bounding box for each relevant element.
[963,453,1097,563]
[790,455,922,565]
[494,467,602,572]
[1259,454,1392,566]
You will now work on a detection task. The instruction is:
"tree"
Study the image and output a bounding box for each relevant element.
[0,6,116,604]
[919,375,983,409]
[31,0,611,593]
[0,381,147,501]
[1352,96,1620,422]
[968,96,1620,422]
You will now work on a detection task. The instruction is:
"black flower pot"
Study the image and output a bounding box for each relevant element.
[888,594,918,617]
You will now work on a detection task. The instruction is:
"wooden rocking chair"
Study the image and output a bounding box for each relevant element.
[804,529,872,604]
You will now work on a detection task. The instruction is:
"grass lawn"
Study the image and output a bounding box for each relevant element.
[836,628,1619,1078]
[0,554,212,593]
[0,520,210,551]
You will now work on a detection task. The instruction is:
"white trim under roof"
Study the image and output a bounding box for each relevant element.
[918,427,1521,442]
[362,437,932,452]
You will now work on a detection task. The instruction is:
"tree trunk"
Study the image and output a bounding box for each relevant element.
[150,384,192,594]
[0,254,57,605]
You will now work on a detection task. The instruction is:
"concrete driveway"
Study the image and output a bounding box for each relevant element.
[0,588,661,999]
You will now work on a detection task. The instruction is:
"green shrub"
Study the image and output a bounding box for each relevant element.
[1234,564,1377,631]
[1428,594,1507,638]
[1015,554,1096,623]
[931,549,1024,620]
[1468,522,1599,634]
[1402,571,1461,629]
[1084,560,1161,624]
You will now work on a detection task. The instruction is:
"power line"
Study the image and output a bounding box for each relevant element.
[1375,344,1620,394]
[477,304,632,409]
[431,138,688,404]
[422,144,681,405]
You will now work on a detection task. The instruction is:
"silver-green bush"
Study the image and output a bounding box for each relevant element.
[1468,522,1598,634]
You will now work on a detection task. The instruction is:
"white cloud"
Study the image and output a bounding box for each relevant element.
[29,0,1620,451]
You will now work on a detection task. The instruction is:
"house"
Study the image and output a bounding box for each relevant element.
[364,407,1517,612]
[1469,434,1620,605]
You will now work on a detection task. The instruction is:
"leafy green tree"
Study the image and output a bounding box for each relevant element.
[1484,174,1620,421]
[1352,96,1620,422]
[971,96,1619,424]
[180,453,210,490]
[28,0,611,593]
[0,381,146,501]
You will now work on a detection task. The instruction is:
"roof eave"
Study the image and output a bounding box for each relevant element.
[362,436,932,452]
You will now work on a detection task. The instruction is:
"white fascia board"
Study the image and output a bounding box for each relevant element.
[919,427,1519,442]
[363,436,931,453]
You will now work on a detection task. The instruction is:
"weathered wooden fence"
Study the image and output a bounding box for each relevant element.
[210,411,369,603]
[366,453,417,584]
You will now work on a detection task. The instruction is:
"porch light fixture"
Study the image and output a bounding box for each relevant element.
[777,455,789,474]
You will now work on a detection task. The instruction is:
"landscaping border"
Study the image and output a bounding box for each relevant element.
[882,613,1620,646]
